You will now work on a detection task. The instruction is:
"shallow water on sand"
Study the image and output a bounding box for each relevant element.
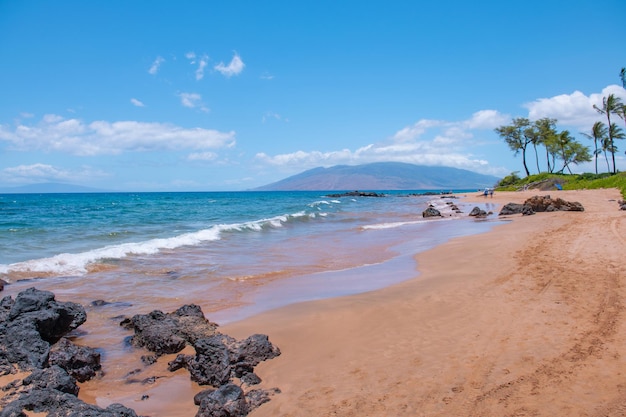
[0,191,502,415]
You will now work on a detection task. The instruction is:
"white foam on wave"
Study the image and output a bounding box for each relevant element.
[0,210,316,278]
[361,216,457,230]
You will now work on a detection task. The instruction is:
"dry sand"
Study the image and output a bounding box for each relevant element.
[224,189,626,417]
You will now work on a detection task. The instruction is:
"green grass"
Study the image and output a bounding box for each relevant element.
[496,172,626,199]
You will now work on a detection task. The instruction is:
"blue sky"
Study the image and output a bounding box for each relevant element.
[1,1,625,191]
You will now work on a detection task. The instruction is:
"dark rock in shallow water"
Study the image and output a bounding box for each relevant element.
[324,191,385,198]
[468,206,487,217]
[499,202,533,216]
[49,337,102,382]
[0,279,6,292]
[0,365,139,417]
[168,333,280,388]
[195,384,249,417]
[121,304,218,355]
[0,288,87,373]
[422,206,442,218]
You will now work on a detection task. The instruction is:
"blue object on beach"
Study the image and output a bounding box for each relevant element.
[555,183,563,190]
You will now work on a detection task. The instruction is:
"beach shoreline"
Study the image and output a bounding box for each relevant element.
[223,188,626,416]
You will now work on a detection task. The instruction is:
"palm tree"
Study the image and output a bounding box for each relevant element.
[621,67,626,88]
[581,121,608,174]
[609,123,625,164]
[593,94,624,174]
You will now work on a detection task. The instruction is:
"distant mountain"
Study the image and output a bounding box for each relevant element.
[253,162,500,191]
[0,182,110,194]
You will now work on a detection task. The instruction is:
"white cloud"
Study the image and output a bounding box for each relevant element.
[185,51,197,63]
[254,110,507,175]
[188,151,218,161]
[465,109,509,129]
[179,92,202,108]
[130,98,145,107]
[260,72,274,80]
[262,111,287,123]
[524,85,626,129]
[392,119,444,142]
[214,53,245,77]
[196,55,209,80]
[2,163,108,184]
[0,115,235,156]
[148,56,165,75]
[178,92,209,113]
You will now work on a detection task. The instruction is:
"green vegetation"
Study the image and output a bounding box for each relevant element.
[496,172,626,198]
[494,68,626,199]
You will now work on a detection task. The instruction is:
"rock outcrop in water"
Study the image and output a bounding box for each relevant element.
[422,206,442,218]
[0,288,136,416]
[1,288,281,417]
[122,305,281,416]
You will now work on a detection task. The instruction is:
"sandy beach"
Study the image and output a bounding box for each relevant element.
[224,189,626,416]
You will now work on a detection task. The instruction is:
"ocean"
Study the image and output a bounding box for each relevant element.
[0,190,504,318]
[0,190,502,414]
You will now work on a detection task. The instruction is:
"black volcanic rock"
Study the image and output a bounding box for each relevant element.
[120,304,218,355]
[0,288,87,373]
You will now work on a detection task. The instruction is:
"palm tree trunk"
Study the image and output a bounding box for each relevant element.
[594,139,598,174]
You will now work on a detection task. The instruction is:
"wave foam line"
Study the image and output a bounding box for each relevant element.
[0,211,319,278]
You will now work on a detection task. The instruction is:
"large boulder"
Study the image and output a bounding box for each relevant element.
[49,337,102,382]
[499,202,534,216]
[499,195,584,216]
[168,333,280,388]
[194,384,249,417]
[0,288,87,373]
[524,195,584,212]
[120,304,218,355]
[422,206,442,218]
[0,365,139,417]
[468,206,487,217]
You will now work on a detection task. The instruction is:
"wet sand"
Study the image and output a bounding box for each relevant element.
[224,189,626,416]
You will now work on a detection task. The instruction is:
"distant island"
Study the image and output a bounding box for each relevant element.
[252,162,500,191]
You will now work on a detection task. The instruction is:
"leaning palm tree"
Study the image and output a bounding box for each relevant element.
[581,121,608,174]
[621,67,626,88]
[593,94,624,174]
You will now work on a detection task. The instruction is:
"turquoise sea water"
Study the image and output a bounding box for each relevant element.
[0,190,502,321]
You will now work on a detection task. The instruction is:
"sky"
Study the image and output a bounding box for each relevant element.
[1,0,625,191]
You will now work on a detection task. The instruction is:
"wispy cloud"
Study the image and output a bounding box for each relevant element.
[0,115,235,156]
[178,92,209,113]
[130,98,145,107]
[214,52,245,77]
[186,51,209,80]
[2,163,108,184]
[188,151,218,161]
[196,55,209,80]
[148,56,165,75]
[262,111,287,123]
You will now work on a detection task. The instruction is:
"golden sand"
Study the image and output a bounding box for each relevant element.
[223,189,626,416]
